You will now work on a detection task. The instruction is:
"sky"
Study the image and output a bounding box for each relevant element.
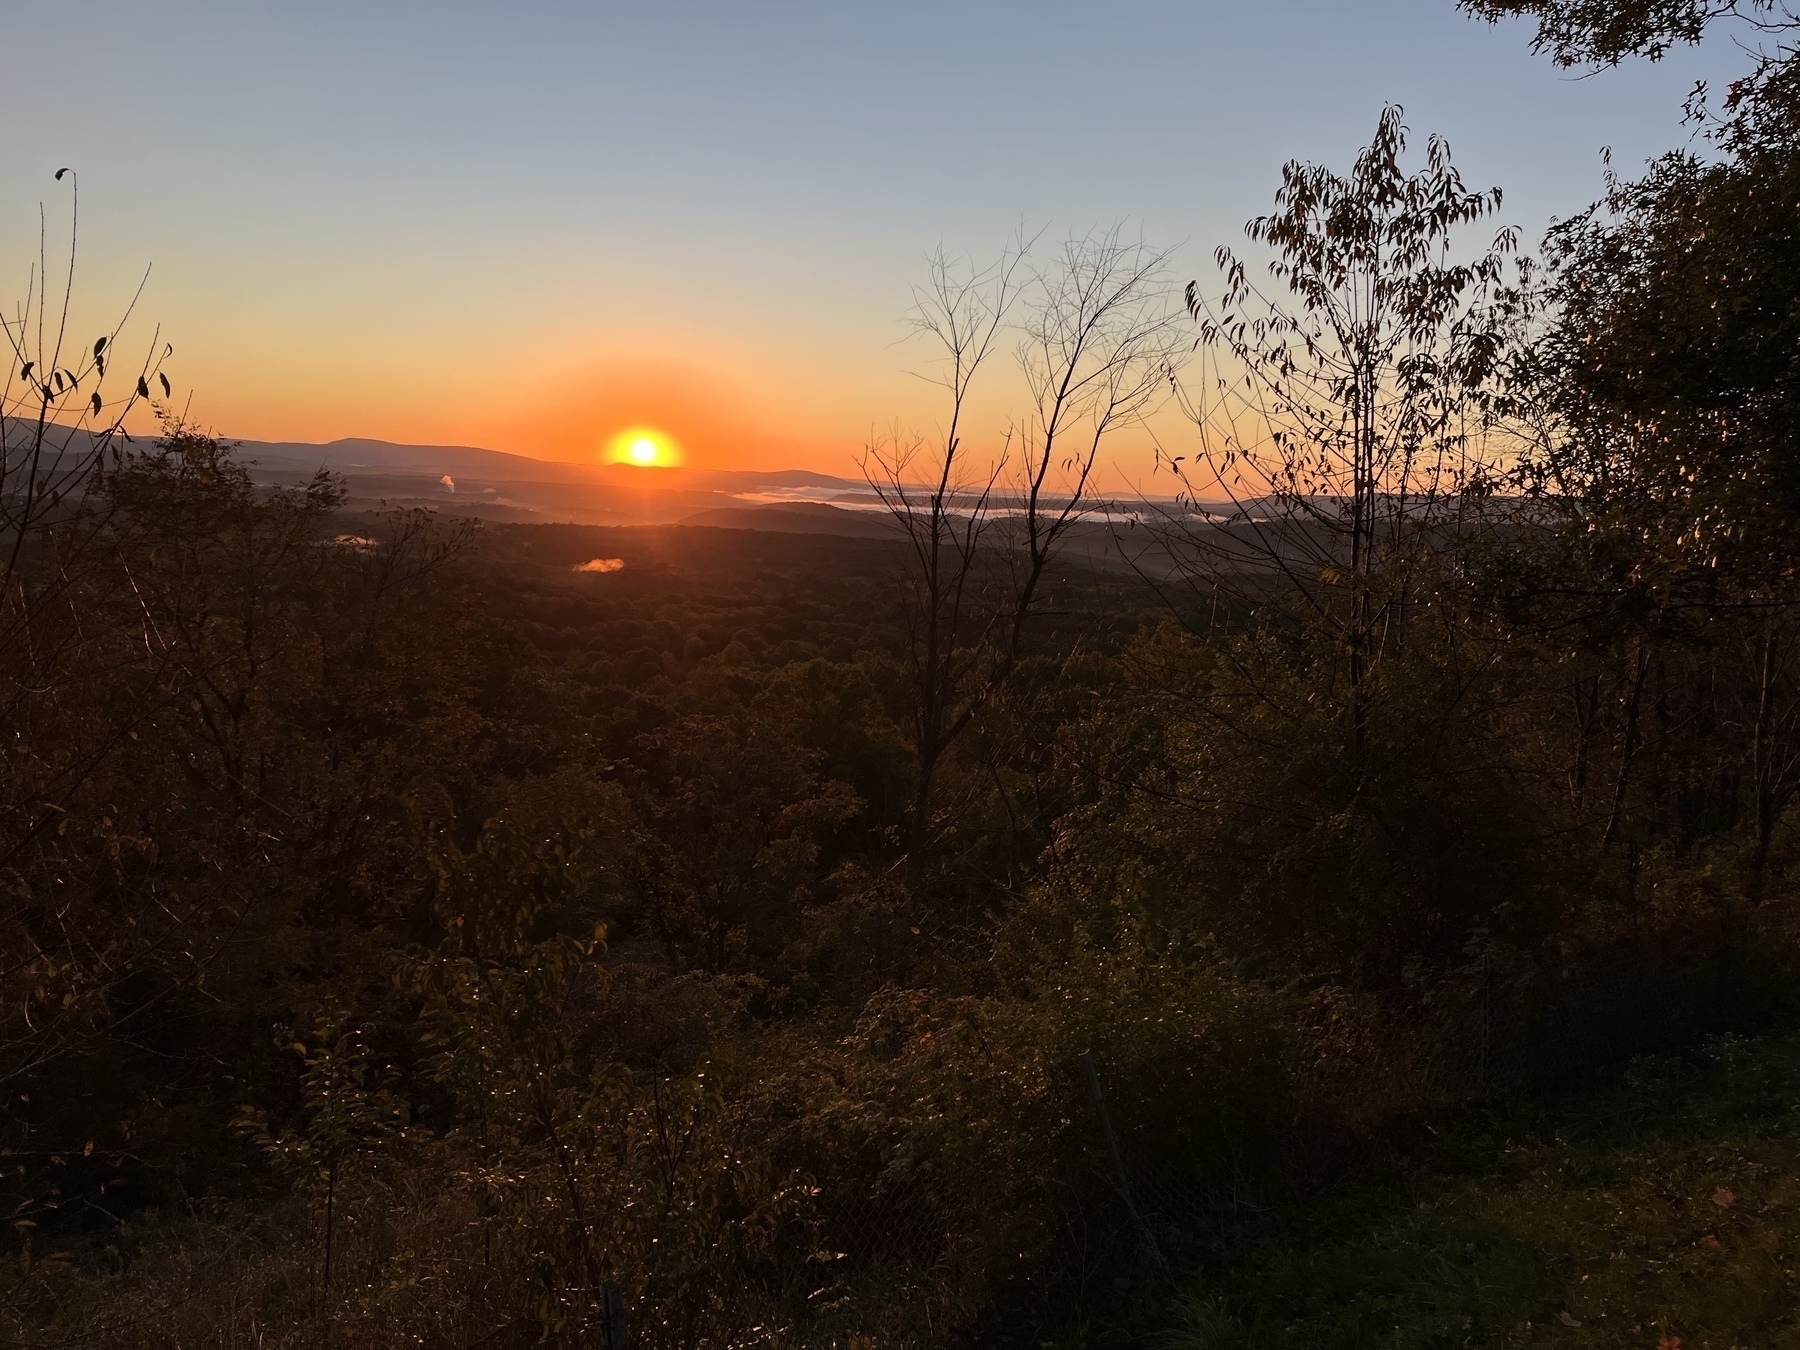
[0,1,1748,484]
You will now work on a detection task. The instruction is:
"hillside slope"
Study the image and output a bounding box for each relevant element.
[1131,1033,1800,1350]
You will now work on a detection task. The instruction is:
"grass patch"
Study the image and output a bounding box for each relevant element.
[1129,1033,1800,1350]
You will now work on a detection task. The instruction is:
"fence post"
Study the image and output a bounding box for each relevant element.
[1079,1051,1168,1275]
[602,1281,626,1350]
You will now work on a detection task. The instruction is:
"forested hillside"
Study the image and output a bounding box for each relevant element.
[6,1,1800,1346]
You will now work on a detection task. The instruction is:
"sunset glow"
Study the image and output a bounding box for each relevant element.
[604,426,683,468]
[4,7,1730,492]
[10,8,1778,1344]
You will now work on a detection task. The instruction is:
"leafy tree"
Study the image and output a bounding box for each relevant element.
[1459,0,1795,67]
[409,772,790,1346]
[235,1018,410,1311]
[1473,0,1800,879]
[623,713,859,975]
[1171,105,1529,751]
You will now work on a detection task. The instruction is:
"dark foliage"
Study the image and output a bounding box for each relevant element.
[14,22,1800,1340]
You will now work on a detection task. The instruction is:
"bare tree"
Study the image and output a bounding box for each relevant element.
[1,169,171,589]
[864,227,1182,886]
[0,172,182,1109]
[0,170,174,866]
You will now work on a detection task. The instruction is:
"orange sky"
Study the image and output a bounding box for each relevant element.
[151,319,1183,489]
[471,349,839,472]
[13,4,1734,493]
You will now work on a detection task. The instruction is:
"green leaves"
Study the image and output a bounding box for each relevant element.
[1180,104,1530,693]
[1458,0,1728,68]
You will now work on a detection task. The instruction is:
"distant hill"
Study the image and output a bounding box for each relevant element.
[1,424,856,493]
[4,424,1207,545]
[236,437,596,483]
[678,502,896,538]
[233,435,859,494]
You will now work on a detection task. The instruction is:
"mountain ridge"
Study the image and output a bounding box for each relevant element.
[234,435,857,491]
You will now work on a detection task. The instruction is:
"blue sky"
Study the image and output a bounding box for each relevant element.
[0,1,1742,474]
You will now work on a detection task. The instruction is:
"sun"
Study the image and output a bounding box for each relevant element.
[604,425,684,468]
